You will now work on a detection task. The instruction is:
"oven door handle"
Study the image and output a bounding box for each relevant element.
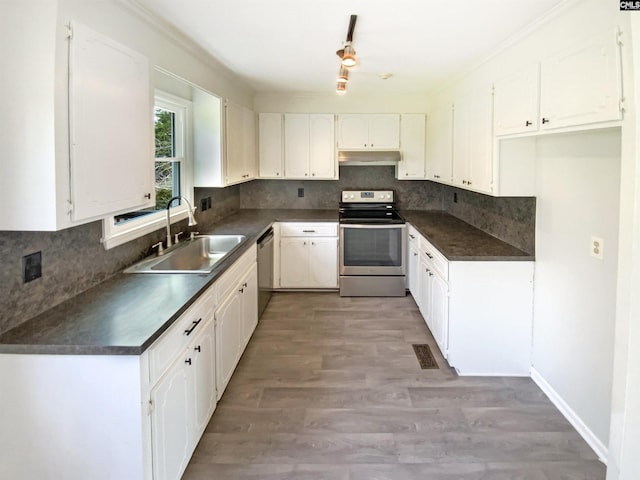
[339,224,406,230]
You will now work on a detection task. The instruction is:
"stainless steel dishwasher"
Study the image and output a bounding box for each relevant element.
[257,227,274,318]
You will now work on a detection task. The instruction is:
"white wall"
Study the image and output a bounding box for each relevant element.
[607,14,640,480]
[532,129,621,454]
[254,92,429,114]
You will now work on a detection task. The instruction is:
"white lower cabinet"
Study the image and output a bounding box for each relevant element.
[214,247,258,399]
[409,224,534,376]
[0,246,260,480]
[418,241,449,356]
[278,223,338,289]
[408,242,420,305]
[407,225,421,304]
[151,317,215,480]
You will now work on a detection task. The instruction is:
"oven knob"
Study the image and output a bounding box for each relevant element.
[350,194,355,199]
[386,194,391,199]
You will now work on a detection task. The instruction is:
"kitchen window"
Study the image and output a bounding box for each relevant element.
[101,91,193,249]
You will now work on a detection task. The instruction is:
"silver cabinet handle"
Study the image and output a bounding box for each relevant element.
[302,230,316,233]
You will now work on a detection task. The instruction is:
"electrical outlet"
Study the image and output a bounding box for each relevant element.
[453,192,458,203]
[298,188,304,198]
[591,236,604,260]
[207,196,212,209]
[200,198,208,212]
[23,251,42,283]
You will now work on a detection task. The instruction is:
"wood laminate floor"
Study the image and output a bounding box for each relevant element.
[183,292,605,480]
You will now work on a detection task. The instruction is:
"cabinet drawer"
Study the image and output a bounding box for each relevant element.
[407,224,420,247]
[420,237,449,281]
[216,245,257,303]
[279,222,337,237]
[149,286,216,386]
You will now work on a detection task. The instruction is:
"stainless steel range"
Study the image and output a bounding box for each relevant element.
[339,190,407,297]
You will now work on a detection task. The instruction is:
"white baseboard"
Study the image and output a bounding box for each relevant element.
[531,367,608,463]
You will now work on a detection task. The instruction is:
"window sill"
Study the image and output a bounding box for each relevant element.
[101,209,189,250]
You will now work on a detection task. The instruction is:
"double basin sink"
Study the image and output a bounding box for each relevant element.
[124,235,246,274]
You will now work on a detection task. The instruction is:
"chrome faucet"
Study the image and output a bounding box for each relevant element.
[166,196,198,248]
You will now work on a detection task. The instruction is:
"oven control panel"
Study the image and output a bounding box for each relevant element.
[341,190,394,203]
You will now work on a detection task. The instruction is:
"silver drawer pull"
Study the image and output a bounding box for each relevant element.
[425,252,434,259]
[302,230,316,233]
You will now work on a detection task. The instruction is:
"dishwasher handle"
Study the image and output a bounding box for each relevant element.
[257,228,274,247]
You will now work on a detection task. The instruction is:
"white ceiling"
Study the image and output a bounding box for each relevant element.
[135,0,567,95]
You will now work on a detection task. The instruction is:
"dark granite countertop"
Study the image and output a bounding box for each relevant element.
[0,208,530,356]
[0,209,336,356]
[402,210,534,261]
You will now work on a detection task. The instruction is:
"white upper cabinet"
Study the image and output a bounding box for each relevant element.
[194,98,255,187]
[494,28,622,137]
[1,11,154,231]
[452,88,493,195]
[258,113,283,178]
[493,64,540,136]
[225,101,256,184]
[396,114,426,179]
[284,114,336,179]
[69,22,154,222]
[425,104,453,184]
[539,29,622,130]
[337,114,400,149]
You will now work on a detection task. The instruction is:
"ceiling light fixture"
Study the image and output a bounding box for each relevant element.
[337,65,349,84]
[335,14,358,94]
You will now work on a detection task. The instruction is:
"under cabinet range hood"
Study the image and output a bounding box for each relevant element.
[338,150,401,165]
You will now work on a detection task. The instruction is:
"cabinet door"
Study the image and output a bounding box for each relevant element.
[494,64,540,136]
[467,91,494,194]
[540,29,622,130]
[337,114,369,148]
[225,102,245,184]
[284,114,310,178]
[309,114,336,179]
[280,237,309,287]
[215,291,242,399]
[69,22,153,221]
[243,107,257,179]
[418,257,432,329]
[452,97,471,188]
[240,264,259,348]
[259,113,283,177]
[408,243,420,304]
[398,114,426,179]
[191,319,216,437]
[452,90,493,194]
[426,104,453,183]
[309,237,338,288]
[150,355,191,480]
[430,273,449,357]
[368,114,400,148]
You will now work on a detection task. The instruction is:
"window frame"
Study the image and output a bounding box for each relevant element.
[101,90,194,250]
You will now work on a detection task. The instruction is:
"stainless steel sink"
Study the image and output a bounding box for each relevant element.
[124,235,246,274]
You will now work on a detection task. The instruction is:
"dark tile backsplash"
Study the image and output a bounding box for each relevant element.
[0,186,240,335]
[0,167,534,334]
[240,166,445,210]
[443,186,536,255]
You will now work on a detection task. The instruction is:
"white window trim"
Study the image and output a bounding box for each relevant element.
[101,90,194,250]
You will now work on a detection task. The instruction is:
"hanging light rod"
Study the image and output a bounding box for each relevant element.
[336,14,358,68]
